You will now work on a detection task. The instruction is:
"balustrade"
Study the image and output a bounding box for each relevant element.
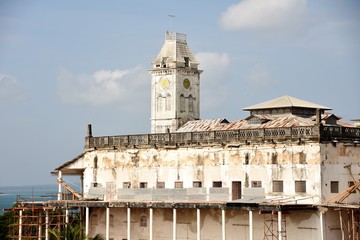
[85,125,359,150]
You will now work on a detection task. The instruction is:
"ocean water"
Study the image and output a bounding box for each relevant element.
[0,184,58,215]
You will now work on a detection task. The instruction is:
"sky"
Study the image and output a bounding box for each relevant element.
[0,0,359,187]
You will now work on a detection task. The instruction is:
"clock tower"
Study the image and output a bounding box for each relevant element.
[150,32,202,133]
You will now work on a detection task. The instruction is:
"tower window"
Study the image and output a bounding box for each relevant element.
[157,94,164,112]
[161,57,168,68]
[184,57,190,67]
[180,94,185,112]
[165,93,171,111]
[189,95,194,112]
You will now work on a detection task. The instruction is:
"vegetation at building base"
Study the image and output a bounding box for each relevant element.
[49,224,104,240]
[0,210,14,240]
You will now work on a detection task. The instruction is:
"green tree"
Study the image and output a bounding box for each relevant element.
[49,224,103,240]
[0,210,14,240]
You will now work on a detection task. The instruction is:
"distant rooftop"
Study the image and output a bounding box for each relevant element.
[243,95,331,111]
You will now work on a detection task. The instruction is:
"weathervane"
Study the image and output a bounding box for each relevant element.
[168,14,175,32]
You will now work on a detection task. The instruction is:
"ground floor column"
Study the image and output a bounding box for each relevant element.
[105,207,110,240]
[197,208,201,240]
[127,207,131,240]
[45,210,49,240]
[149,208,153,240]
[320,211,324,240]
[222,209,226,240]
[278,211,282,240]
[249,210,253,240]
[19,209,22,240]
[173,208,177,240]
[85,207,89,237]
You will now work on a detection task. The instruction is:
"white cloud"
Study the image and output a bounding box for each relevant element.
[219,0,307,31]
[246,63,278,87]
[57,66,149,108]
[0,74,26,103]
[195,52,230,110]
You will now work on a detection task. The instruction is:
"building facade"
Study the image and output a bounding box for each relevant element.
[9,32,360,240]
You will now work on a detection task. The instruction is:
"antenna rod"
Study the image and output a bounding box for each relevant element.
[168,14,175,32]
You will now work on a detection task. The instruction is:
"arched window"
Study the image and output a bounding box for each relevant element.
[157,94,164,111]
[165,93,171,111]
[140,215,147,227]
[180,94,185,112]
[110,214,114,227]
[90,214,98,225]
[189,95,194,112]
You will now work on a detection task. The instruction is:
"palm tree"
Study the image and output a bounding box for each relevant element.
[49,224,103,240]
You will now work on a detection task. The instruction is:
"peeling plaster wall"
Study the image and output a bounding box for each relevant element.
[321,142,360,203]
[65,142,323,203]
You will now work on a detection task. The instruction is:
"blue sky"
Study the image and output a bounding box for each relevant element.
[0,0,359,186]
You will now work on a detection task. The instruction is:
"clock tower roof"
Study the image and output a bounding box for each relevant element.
[152,31,199,69]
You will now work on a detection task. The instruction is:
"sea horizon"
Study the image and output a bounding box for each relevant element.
[0,184,59,215]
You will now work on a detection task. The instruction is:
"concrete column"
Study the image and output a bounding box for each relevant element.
[197,208,201,240]
[106,207,110,240]
[173,208,177,240]
[222,209,226,240]
[127,207,131,240]
[58,171,62,201]
[45,210,49,240]
[19,209,23,240]
[320,211,324,240]
[149,208,153,240]
[249,210,253,240]
[278,211,282,240]
[85,207,89,237]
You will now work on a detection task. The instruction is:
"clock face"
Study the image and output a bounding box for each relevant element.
[183,78,190,89]
[160,78,170,90]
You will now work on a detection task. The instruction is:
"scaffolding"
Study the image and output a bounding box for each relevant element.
[263,211,287,240]
[6,185,82,239]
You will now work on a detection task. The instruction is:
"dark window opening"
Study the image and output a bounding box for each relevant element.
[273,180,283,193]
[213,181,222,188]
[331,181,339,193]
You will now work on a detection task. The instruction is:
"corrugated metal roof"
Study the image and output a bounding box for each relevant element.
[176,118,229,132]
[243,95,331,111]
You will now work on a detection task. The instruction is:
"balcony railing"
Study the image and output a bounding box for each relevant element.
[85,126,359,150]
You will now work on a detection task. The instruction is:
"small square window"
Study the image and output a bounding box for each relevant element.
[295,181,306,193]
[251,181,262,188]
[175,181,183,188]
[330,181,339,193]
[123,182,131,188]
[273,180,283,193]
[139,182,148,188]
[156,182,165,188]
[213,181,222,188]
[193,181,202,188]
